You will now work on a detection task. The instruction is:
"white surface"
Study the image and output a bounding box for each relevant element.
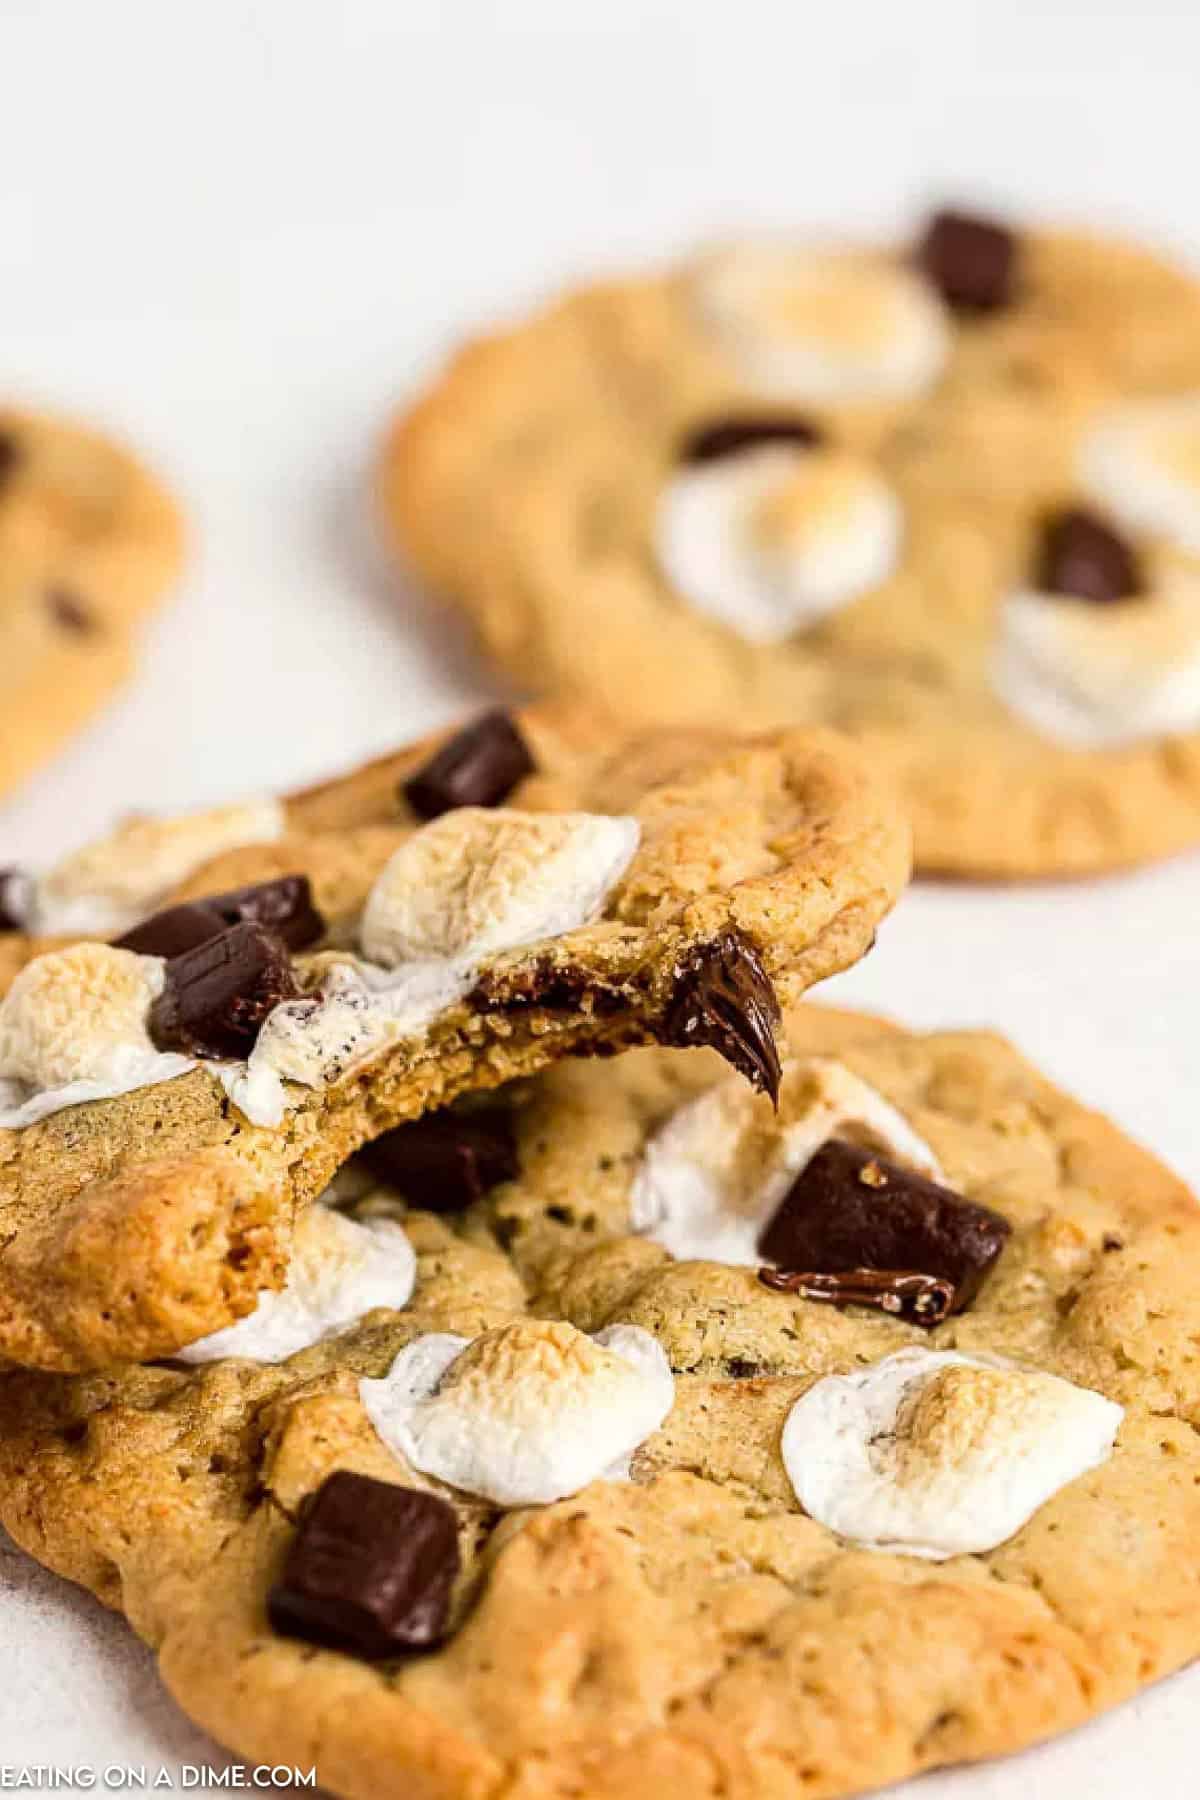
[1,0,1199,1791]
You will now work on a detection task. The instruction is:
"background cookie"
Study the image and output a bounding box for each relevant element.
[381,212,1200,878]
[1,1006,1196,1799]
[0,407,185,797]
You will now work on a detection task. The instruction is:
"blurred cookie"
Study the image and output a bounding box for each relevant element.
[381,209,1200,876]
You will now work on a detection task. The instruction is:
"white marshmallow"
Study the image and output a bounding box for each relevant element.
[361,807,640,970]
[1080,395,1200,557]
[994,573,1200,748]
[781,1347,1122,1560]
[0,944,193,1128]
[630,1057,940,1266]
[657,445,902,644]
[28,799,286,937]
[177,1206,416,1364]
[694,242,949,404]
[360,1319,674,1505]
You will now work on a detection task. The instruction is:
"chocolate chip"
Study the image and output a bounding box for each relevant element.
[758,1265,956,1328]
[361,1107,518,1212]
[0,868,31,932]
[1036,507,1142,604]
[148,921,300,1059]
[678,417,824,464]
[917,209,1018,312]
[204,874,325,951]
[758,1140,1010,1312]
[116,902,232,960]
[1102,1233,1125,1253]
[46,589,94,634]
[268,1472,459,1659]
[402,710,536,820]
[664,930,782,1104]
[120,876,324,962]
[0,432,20,489]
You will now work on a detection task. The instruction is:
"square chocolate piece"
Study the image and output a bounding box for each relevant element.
[759,1139,1010,1312]
[268,1471,460,1659]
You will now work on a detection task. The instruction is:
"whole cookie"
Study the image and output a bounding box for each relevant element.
[381,209,1200,877]
[0,704,907,1369]
[0,407,185,795]
[1,1006,1196,1799]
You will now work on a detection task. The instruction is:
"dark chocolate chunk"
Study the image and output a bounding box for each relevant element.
[917,209,1018,312]
[124,878,322,973]
[268,1471,459,1659]
[758,1265,955,1328]
[116,902,231,960]
[679,417,824,464]
[1036,507,1142,604]
[46,588,94,634]
[758,1139,1010,1312]
[362,1107,518,1212]
[0,867,31,932]
[149,921,300,1059]
[0,432,20,489]
[204,873,325,951]
[664,930,782,1104]
[402,709,536,820]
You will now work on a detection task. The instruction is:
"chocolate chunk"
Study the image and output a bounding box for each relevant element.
[679,417,824,464]
[149,921,300,1059]
[758,1139,1010,1312]
[116,902,231,960]
[758,1265,955,1328]
[917,209,1017,312]
[0,432,20,489]
[204,874,325,951]
[121,876,324,964]
[402,710,536,820]
[664,930,782,1104]
[362,1107,518,1212]
[268,1472,459,1659]
[46,589,94,634]
[0,868,31,932]
[1036,507,1142,604]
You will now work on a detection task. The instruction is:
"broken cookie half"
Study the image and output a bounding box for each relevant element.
[0,703,908,1369]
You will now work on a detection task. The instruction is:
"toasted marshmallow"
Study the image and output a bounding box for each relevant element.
[694,243,949,404]
[360,807,640,969]
[0,943,193,1127]
[630,1057,940,1265]
[1081,395,1200,556]
[995,571,1200,747]
[657,445,901,644]
[782,1347,1122,1560]
[28,799,286,937]
[178,1205,416,1364]
[360,1318,674,1505]
[220,958,460,1129]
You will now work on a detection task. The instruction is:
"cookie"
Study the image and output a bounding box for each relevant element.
[380,208,1200,877]
[1,1006,1196,1799]
[0,406,185,796]
[0,704,908,1370]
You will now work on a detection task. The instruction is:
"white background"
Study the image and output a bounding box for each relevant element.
[2,2,1199,1791]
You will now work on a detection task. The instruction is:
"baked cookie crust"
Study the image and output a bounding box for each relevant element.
[0,709,907,1370]
[0,1007,1196,1798]
[0,406,185,796]
[380,218,1200,877]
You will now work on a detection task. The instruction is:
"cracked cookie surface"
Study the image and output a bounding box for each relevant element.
[381,216,1200,876]
[0,406,184,796]
[0,1005,1197,1799]
[0,706,907,1370]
